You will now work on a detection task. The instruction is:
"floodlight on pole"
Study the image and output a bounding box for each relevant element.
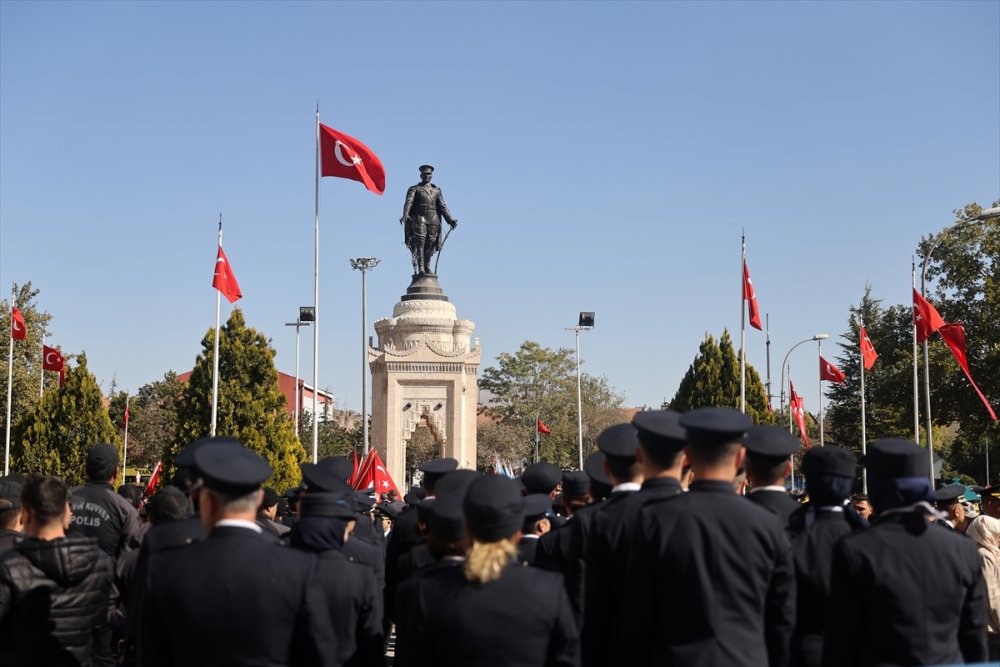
[350,257,380,456]
[285,312,312,437]
[566,312,595,470]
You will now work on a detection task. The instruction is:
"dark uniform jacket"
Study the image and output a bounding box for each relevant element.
[393,558,465,667]
[311,548,383,667]
[746,488,801,529]
[69,481,143,560]
[786,505,867,667]
[401,560,580,667]
[823,512,987,666]
[0,535,112,667]
[621,480,795,667]
[518,536,541,565]
[536,500,604,624]
[0,528,20,555]
[384,507,423,623]
[138,525,336,667]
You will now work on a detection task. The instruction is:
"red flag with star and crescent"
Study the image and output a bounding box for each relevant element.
[11,307,26,341]
[742,260,762,330]
[43,345,65,387]
[913,289,945,344]
[789,380,810,447]
[319,124,386,195]
[860,326,878,371]
[212,245,242,304]
[820,356,846,384]
[355,450,399,496]
[938,323,997,421]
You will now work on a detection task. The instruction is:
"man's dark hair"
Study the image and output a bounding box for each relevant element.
[685,441,743,468]
[0,502,17,530]
[746,457,788,485]
[21,475,69,524]
[605,455,637,483]
[638,442,685,470]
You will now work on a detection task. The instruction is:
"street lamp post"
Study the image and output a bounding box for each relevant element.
[350,257,380,456]
[779,334,829,488]
[285,308,313,438]
[566,312,595,470]
[919,206,1000,483]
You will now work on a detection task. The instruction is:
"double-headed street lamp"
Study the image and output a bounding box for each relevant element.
[285,307,314,438]
[779,333,829,436]
[566,312,595,470]
[350,257,380,456]
[918,206,1000,483]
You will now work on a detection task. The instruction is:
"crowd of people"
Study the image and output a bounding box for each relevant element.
[0,405,996,666]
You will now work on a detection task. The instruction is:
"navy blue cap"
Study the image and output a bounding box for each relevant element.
[632,411,687,452]
[584,452,610,487]
[597,423,640,459]
[260,486,280,508]
[177,436,241,469]
[404,486,426,505]
[679,407,752,448]
[427,493,466,541]
[934,484,965,506]
[300,463,353,495]
[194,441,272,496]
[318,456,354,482]
[420,458,459,486]
[146,487,188,524]
[562,471,590,498]
[86,443,119,479]
[435,469,480,497]
[0,479,22,510]
[464,475,525,542]
[801,446,857,478]
[352,492,375,513]
[283,487,302,501]
[377,500,406,519]
[864,438,929,478]
[523,493,553,521]
[299,492,356,520]
[744,425,800,460]
[521,462,562,494]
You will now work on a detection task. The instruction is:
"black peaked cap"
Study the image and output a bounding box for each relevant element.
[934,484,965,506]
[679,407,752,448]
[300,463,353,495]
[177,436,242,470]
[864,438,929,478]
[744,425,800,460]
[597,423,640,459]
[521,462,562,494]
[801,446,857,479]
[427,493,466,542]
[632,411,687,452]
[464,475,524,542]
[584,451,610,487]
[318,456,355,482]
[523,493,553,521]
[300,492,356,520]
[420,458,459,484]
[435,469,481,498]
[194,442,272,496]
[562,471,590,498]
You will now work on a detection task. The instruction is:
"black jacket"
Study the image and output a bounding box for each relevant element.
[309,548,383,667]
[746,488,801,529]
[69,481,143,560]
[823,511,987,666]
[0,535,113,667]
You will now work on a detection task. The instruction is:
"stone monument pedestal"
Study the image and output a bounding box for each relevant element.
[370,275,479,490]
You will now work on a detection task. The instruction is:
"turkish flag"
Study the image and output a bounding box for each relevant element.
[319,123,385,195]
[348,450,360,488]
[355,450,399,496]
[123,404,130,430]
[789,380,810,447]
[352,449,376,490]
[537,419,551,435]
[820,356,846,383]
[742,261,762,331]
[938,323,997,421]
[212,245,242,303]
[144,461,162,497]
[913,289,945,344]
[11,307,26,341]
[43,345,64,372]
[860,326,878,371]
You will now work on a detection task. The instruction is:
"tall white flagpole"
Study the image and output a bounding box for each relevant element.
[312,105,321,464]
[859,311,868,493]
[4,285,16,476]
[211,217,222,437]
[39,336,45,397]
[740,233,747,414]
[122,394,130,479]
[818,338,825,447]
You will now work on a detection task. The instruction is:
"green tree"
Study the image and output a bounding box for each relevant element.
[13,353,120,484]
[669,330,773,424]
[1,283,54,435]
[298,409,362,461]
[479,341,626,468]
[173,309,307,491]
[107,372,184,472]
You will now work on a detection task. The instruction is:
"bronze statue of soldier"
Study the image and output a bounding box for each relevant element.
[400,165,458,275]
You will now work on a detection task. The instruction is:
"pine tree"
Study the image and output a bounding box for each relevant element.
[669,330,773,424]
[173,309,307,491]
[13,353,120,484]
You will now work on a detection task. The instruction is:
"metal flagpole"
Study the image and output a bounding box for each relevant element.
[122,395,130,480]
[765,314,772,410]
[818,338,824,447]
[535,415,540,464]
[312,104,321,464]
[575,329,583,469]
[912,259,920,444]
[39,337,45,397]
[211,218,222,437]
[740,234,747,414]
[859,312,868,493]
[920,264,934,484]
[4,285,15,476]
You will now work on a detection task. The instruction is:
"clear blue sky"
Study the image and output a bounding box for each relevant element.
[2,1,998,420]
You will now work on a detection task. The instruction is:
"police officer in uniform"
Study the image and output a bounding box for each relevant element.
[743,425,802,528]
[518,494,554,565]
[787,445,867,667]
[400,165,458,275]
[138,440,335,666]
[823,438,987,666]
[621,407,795,667]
